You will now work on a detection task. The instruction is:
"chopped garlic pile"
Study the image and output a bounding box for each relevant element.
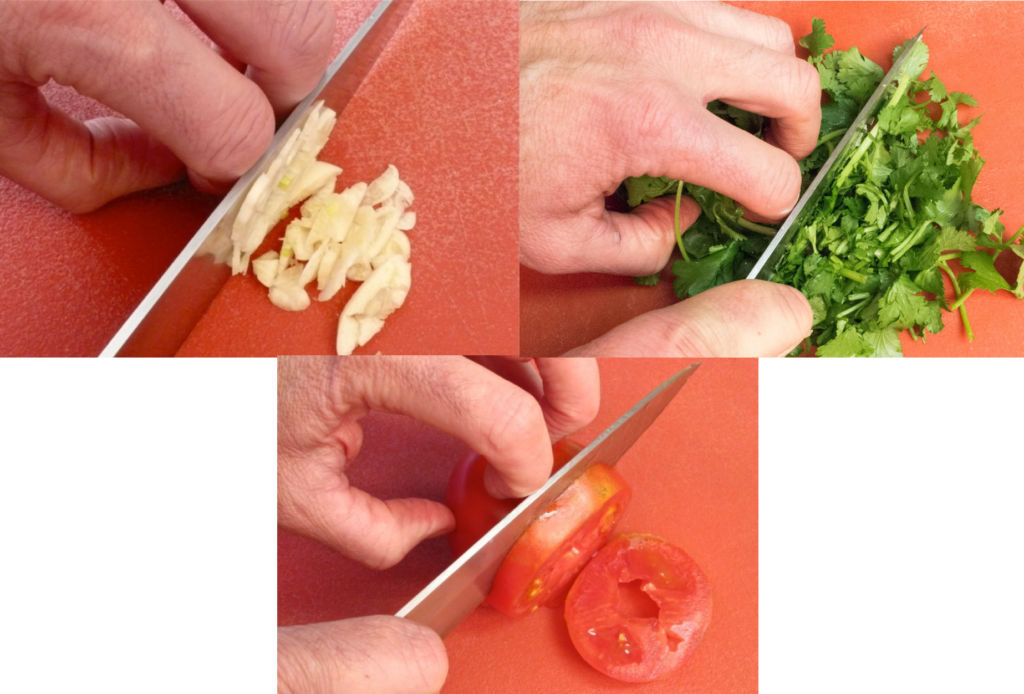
[231,101,415,355]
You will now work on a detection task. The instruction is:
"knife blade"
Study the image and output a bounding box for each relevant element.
[746,27,927,281]
[99,0,410,357]
[395,363,700,637]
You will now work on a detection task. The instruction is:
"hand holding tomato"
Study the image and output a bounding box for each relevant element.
[278,355,600,567]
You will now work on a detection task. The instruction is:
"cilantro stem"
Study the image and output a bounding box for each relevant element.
[949,287,976,312]
[816,127,849,148]
[835,71,917,189]
[835,129,877,188]
[938,253,962,263]
[837,296,871,318]
[673,180,688,261]
[939,260,973,340]
[902,172,920,227]
[1009,224,1024,245]
[735,217,778,236]
[714,216,746,241]
[890,219,934,263]
[839,267,868,283]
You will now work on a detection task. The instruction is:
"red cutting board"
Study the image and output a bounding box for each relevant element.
[0,0,518,357]
[519,1,1024,357]
[278,358,758,693]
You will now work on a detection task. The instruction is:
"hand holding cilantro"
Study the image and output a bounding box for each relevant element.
[519,1,822,276]
[626,18,1024,357]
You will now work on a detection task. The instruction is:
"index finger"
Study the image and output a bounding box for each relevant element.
[698,36,822,160]
[57,2,275,183]
[339,357,555,499]
[176,0,335,116]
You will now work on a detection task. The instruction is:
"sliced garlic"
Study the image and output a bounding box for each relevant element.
[284,161,342,212]
[336,256,412,355]
[348,206,400,281]
[317,242,342,291]
[391,179,414,210]
[319,205,378,301]
[363,165,400,207]
[374,230,411,268]
[230,101,337,274]
[253,251,280,287]
[397,211,416,231]
[269,264,311,311]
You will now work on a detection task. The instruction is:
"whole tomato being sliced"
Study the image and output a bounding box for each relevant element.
[446,439,633,618]
[565,534,712,682]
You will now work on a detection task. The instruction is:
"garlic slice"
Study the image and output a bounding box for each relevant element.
[230,101,337,274]
[269,264,311,311]
[319,205,378,301]
[336,256,411,355]
[363,165,400,206]
[397,211,416,231]
[253,251,280,287]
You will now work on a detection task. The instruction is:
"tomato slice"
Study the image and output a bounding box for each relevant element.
[564,534,712,682]
[446,439,584,558]
[486,463,631,617]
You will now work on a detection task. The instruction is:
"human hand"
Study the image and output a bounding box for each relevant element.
[0,0,334,212]
[519,1,821,276]
[279,616,447,694]
[564,279,813,357]
[277,355,600,570]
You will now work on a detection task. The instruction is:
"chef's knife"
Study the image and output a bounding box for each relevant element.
[746,27,927,281]
[99,0,409,357]
[396,363,700,637]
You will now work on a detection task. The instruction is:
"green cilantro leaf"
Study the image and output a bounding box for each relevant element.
[817,325,874,357]
[672,241,739,299]
[878,275,944,334]
[863,327,905,357]
[799,18,834,59]
[959,251,1012,293]
[625,175,676,207]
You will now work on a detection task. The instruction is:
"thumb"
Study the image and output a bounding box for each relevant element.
[280,475,456,570]
[564,280,813,357]
[279,616,448,694]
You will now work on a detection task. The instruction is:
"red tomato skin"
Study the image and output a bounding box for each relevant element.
[487,463,631,618]
[564,534,712,683]
[446,439,583,558]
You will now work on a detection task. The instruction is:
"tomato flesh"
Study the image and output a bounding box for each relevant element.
[486,463,631,617]
[564,534,712,682]
[446,439,584,558]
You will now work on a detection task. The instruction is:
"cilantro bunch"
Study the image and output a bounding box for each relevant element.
[624,18,1024,356]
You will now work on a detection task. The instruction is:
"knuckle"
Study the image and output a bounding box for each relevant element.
[756,154,800,214]
[787,58,823,110]
[627,83,677,143]
[763,16,795,53]
[565,395,601,430]
[194,85,274,179]
[265,0,335,74]
[667,316,721,357]
[484,389,544,459]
